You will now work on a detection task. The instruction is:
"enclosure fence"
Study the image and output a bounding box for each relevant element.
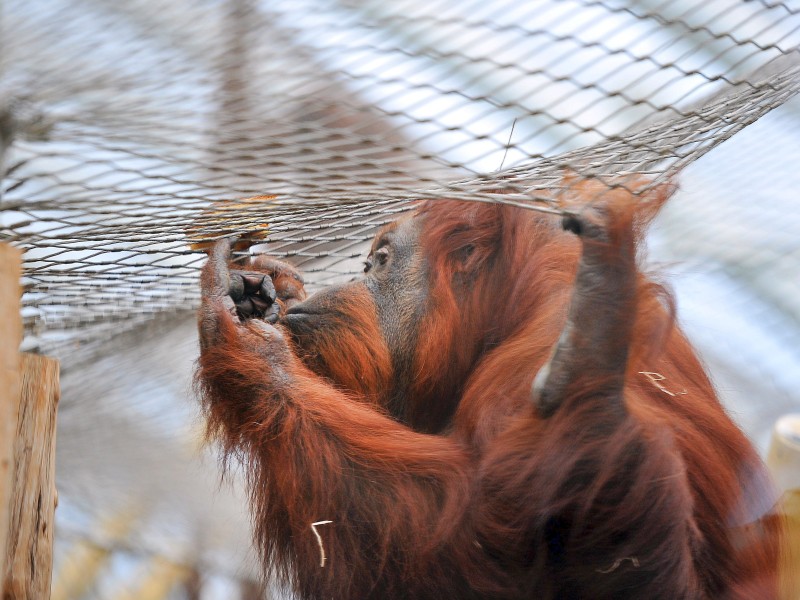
[2,0,800,361]
[2,0,800,596]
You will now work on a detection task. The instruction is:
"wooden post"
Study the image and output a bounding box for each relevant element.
[1,243,61,598]
[0,245,22,584]
[766,415,800,600]
[3,355,60,599]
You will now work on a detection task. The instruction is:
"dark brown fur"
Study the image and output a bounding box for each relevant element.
[196,179,783,599]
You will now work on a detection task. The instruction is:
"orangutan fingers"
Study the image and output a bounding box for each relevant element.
[561,203,615,244]
[198,290,240,350]
[235,297,255,318]
[249,256,304,283]
[248,255,307,305]
[202,238,234,299]
[532,200,637,419]
[198,239,242,349]
[264,302,280,324]
[260,275,277,304]
[228,271,276,300]
[228,272,245,302]
[227,269,279,321]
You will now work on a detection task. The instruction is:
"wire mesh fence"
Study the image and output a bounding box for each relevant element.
[3,0,800,359]
[2,0,800,597]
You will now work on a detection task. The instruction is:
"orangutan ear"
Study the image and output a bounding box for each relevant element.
[424,200,503,276]
[453,243,476,269]
[449,237,498,276]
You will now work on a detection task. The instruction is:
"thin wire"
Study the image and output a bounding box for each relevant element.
[498,118,517,172]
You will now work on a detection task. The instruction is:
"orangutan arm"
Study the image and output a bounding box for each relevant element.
[196,239,470,598]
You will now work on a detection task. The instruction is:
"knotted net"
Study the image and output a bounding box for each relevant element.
[3,0,799,360]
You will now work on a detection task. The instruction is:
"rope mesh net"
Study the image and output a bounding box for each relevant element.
[2,0,800,595]
[3,0,800,359]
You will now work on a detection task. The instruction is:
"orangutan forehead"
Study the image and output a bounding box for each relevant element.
[372,214,417,251]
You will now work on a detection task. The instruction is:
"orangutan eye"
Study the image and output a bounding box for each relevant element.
[363,259,372,273]
[375,247,389,267]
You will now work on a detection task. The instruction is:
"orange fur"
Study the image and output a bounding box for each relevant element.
[196,180,783,599]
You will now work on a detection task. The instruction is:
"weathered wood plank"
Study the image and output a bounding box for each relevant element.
[0,243,22,580]
[3,354,60,599]
[767,415,800,599]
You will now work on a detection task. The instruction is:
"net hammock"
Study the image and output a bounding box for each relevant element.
[2,0,800,363]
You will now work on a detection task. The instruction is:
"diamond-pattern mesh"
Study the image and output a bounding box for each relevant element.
[3,1,800,593]
[3,0,800,359]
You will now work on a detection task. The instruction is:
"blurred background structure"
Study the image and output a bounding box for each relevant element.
[1,0,799,597]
